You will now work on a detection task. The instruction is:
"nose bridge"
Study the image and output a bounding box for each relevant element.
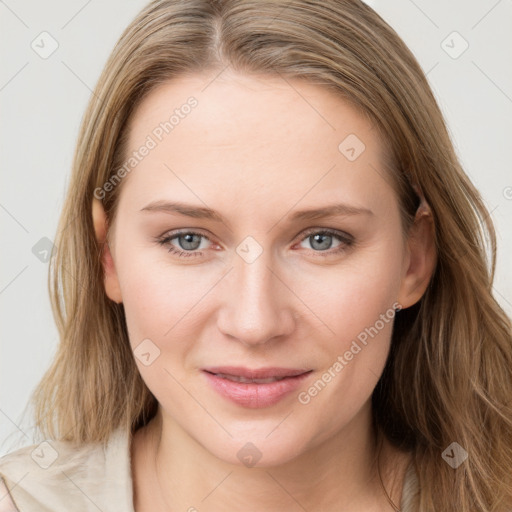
[217,243,295,345]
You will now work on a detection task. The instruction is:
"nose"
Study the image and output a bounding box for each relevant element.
[216,249,297,347]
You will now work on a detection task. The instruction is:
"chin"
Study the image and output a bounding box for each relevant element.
[202,432,310,469]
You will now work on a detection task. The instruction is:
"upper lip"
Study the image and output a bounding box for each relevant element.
[202,366,312,379]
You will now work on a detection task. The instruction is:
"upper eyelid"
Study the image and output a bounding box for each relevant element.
[160,229,212,241]
[299,227,353,240]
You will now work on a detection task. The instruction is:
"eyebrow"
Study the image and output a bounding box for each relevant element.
[140,200,373,222]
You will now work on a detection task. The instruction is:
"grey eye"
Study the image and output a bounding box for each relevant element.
[301,233,342,251]
[175,233,203,250]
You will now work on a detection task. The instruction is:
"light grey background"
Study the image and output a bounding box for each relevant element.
[1,0,511,455]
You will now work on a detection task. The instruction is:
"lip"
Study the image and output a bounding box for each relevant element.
[202,366,313,408]
[202,366,311,379]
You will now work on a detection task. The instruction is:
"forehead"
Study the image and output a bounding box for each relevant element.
[119,71,394,215]
[128,71,382,151]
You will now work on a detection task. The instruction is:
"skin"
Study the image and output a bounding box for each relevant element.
[93,71,436,511]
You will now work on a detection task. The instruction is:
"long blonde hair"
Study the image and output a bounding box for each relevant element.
[30,1,512,510]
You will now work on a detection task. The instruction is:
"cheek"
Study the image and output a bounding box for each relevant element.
[291,250,402,437]
[116,258,207,398]
[113,238,182,336]
[295,241,404,345]
[119,263,208,345]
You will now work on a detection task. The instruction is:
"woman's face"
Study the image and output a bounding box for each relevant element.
[102,71,426,466]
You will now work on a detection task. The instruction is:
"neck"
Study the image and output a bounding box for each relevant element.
[132,403,409,512]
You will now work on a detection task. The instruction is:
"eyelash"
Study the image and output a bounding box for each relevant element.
[155,228,354,259]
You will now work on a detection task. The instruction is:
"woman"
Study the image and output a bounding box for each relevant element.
[1,1,511,511]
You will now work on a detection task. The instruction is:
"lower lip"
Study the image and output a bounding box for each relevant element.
[202,370,312,408]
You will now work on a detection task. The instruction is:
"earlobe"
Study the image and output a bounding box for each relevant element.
[92,198,123,304]
[397,198,437,309]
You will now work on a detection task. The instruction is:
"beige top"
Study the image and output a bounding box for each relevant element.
[0,428,419,511]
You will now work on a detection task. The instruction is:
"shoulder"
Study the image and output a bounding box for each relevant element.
[0,427,134,512]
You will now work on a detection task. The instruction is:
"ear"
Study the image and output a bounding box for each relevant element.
[92,198,123,304]
[397,198,437,309]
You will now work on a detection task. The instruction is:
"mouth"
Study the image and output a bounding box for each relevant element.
[205,373,293,384]
[201,366,313,408]
[202,366,311,380]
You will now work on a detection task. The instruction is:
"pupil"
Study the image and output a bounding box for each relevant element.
[180,234,201,250]
[312,233,331,250]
